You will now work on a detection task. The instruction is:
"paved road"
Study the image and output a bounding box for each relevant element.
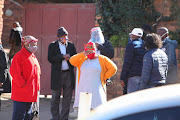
[0,93,75,120]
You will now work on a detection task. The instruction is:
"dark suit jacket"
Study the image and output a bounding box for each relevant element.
[48,40,77,90]
[0,47,11,93]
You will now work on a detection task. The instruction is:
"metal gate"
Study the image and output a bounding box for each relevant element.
[23,4,96,95]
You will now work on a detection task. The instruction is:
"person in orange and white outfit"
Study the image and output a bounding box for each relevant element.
[69,42,117,118]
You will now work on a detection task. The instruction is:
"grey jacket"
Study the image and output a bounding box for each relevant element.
[139,48,168,90]
[161,37,178,84]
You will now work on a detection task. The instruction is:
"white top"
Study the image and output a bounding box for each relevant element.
[58,41,69,70]
[73,58,106,109]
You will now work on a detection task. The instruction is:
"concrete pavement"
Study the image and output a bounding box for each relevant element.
[0,93,75,120]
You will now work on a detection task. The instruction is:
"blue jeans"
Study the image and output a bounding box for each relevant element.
[127,76,140,93]
[12,101,32,120]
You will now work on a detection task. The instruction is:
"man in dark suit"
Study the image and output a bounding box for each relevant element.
[48,27,77,120]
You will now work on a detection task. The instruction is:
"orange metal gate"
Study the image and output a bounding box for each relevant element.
[23,4,96,95]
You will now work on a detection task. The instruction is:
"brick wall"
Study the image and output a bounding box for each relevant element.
[0,0,4,42]
[2,0,23,47]
[153,0,179,31]
[107,47,180,100]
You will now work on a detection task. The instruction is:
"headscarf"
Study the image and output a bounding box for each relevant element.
[21,35,38,47]
[21,36,38,45]
[84,42,96,51]
[89,27,105,45]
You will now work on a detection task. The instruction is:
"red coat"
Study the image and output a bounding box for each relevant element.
[10,47,41,102]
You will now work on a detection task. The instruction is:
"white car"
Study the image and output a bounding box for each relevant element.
[83,84,180,120]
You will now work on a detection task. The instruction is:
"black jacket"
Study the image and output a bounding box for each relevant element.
[97,40,114,59]
[48,40,77,90]
[9,27,22,46]
[120,39,146,82]
[0,47,11,93]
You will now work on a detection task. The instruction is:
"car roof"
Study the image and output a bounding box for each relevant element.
[84,84,180,120]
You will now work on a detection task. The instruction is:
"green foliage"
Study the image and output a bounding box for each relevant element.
[96,0,159,40]
[109,32,128,47]
[96,0,179,47]
[169,29,180,45]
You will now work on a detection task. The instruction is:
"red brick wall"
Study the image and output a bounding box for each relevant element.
[153,0,179,31]
[0,0,4,42]
[2,0,23,47]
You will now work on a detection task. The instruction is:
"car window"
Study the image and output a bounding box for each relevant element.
[113,106,180,120]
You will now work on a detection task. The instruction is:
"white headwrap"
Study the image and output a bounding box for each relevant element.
[89,27,105,45]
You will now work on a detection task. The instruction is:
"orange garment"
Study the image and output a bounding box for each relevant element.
[69,52,117,91]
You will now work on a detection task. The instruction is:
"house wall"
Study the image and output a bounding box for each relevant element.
[2,0,23,46]
[0,0,4,42]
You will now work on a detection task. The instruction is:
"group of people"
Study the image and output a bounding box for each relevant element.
[0,21,178,120]
[48,27,117,120]
[120,26,178,94]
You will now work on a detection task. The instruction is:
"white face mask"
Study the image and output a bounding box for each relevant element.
[28,44,38,53]
[161,32,168,39]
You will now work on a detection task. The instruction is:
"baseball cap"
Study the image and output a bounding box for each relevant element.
[129,28,143,37]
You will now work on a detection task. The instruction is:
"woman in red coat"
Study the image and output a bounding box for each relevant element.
[10,35,41,120]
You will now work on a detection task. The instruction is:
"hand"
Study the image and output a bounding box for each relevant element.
[63,54,70,61]
[0,82,3,87]
[83,51,89,56]
[95,43,99,48]
[120,80,125,87]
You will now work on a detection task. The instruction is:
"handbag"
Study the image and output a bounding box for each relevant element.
[31,102,40,120]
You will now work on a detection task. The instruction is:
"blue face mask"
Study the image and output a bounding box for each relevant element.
[28,44,38,53]
[58,38,68,43]
[0,44,2,47]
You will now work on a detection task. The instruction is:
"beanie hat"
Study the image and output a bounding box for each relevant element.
[57,27,68,37]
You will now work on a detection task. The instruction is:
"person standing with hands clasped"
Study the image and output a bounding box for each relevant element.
[69,42,117,118]
[48,27,77,120]
[10,36,41,120]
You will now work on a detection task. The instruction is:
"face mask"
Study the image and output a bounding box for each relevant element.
[28,44,38,53]
[0,44,2,47]
[59,37,68,43]
[161,32,168,39]
[87,52,95,59]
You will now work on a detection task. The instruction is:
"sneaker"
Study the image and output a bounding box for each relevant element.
[69,111,78,119]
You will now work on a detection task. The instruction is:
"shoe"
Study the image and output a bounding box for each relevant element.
[69,111,78,119]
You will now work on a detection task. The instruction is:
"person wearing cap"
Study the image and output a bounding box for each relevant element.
[69,42,117,118]
[89,27,114,59]
[157,27,178,85]
[10,35,41,120]
[120,28,146,93]
[9,22,23,63]
[48,27,77,120]
[139,33,168,90]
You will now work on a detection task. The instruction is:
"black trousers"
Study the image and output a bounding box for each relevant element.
[51,71,73,120]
